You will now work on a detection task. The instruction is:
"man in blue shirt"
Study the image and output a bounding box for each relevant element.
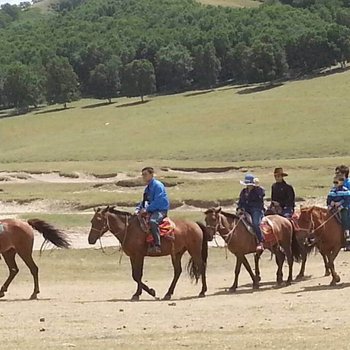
[136,167,170,254]
[237,174,265,252]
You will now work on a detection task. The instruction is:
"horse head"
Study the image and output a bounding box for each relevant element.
[88,207,109,244]
[204,207,222,237]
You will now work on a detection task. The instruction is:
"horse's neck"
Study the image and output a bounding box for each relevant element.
[218,215,232,235]
[107,213,128,243]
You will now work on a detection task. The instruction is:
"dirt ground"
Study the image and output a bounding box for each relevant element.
[1,247,350,350]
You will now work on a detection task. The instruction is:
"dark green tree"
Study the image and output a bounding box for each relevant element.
[46,57,79,108]
[89,56,121,103]
[122,59,156,102]
[155,44,193,92]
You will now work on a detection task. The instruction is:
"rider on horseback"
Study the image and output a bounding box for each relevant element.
[335,165,350,190]
[237,174,265,252]
[327,176,350,244]
[271,168,295,218]
[135,167,170,254]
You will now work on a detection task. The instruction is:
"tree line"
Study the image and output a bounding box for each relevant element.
[1,0,350,111]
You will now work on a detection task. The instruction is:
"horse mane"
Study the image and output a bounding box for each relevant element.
[104,206,132,217]
[221,211,239,220]
[205,207,239,220]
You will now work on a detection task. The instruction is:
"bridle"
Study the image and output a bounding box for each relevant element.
[206,213,243,245]
[298,207,340,235]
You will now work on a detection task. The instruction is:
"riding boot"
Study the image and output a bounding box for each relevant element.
[149,221,161,253]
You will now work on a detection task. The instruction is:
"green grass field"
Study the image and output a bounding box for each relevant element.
[2,71,350,164]
[1,70,350,210]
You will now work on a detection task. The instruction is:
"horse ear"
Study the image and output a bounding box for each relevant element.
[93,207,97,213]
[216,207,222,213]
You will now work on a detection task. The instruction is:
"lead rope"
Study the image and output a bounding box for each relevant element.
[118,215,128,265]
[223,215,244,260]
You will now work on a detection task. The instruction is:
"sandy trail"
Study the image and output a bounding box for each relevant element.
[1,250,350,349]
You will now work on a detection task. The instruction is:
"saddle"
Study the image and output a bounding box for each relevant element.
[239,213,278,246]
[238,212,256,236]
[260,217,278,245]
[138,215,176,244]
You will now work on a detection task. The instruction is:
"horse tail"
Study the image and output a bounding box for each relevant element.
[186,222,209,284]
[291,229,302,262]
[27,219,70,248]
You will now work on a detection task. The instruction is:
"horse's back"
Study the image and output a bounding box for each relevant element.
[0,219,34,253]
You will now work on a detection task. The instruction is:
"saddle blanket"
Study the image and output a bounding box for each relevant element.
[145,217,176,244]
[260,217,277,244]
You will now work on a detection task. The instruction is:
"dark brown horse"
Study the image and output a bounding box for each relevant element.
[204,208,301,291]
[298,206,343,286]
[0,218,70,299]
[88,207,211,301]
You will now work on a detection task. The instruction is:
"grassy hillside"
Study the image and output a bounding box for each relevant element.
[1,70,350,164]
[0,71,349,209]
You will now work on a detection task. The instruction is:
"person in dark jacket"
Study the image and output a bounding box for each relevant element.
[135,167,170,254]
[237,174,265,252]
[271,168,295,218]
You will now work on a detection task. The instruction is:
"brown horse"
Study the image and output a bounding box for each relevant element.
[88,206,212,301]
[298,206,343,286]
[0,218,70,299]
[204,208,301,291]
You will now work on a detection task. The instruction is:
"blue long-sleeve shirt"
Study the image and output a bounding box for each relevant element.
[136,178,170,213]
[344,178,350,190]
[327,185,350,209]
[237,186,265,213]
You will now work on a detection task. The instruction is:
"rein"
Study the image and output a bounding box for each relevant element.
[118,214,129,265]
[299,208,340,235]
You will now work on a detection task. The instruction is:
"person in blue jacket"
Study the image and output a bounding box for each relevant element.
[327,176,350,245]
[335,165,350,190]
[237,174,265,252]
[135,167,170,254]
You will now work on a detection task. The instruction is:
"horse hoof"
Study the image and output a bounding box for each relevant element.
[131,295,140,302]
[149,288,156,298]
[253,283,259,290]
[286,281,292,287]
[228,287,236,293]
[0,291,5,298]
[295,274,303,281]
[257,276,261,282]
[29,294,38,300]
[198,292,206,298]
[162,294,171,301]
[325,271,331,277]
[335,275,341,283]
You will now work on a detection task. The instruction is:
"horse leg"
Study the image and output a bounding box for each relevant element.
[275,249,285,286]
[295,243,307,280]
[284,245,294,286]
[254,251,262,282]
[17,251,39,300]
[0,249,19,298]
[242,256,259,290]
[229,255,243,293]
[130,256,156,301]
[163,251,184,300]
[327,248,342,286]
[321,252,331,276]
